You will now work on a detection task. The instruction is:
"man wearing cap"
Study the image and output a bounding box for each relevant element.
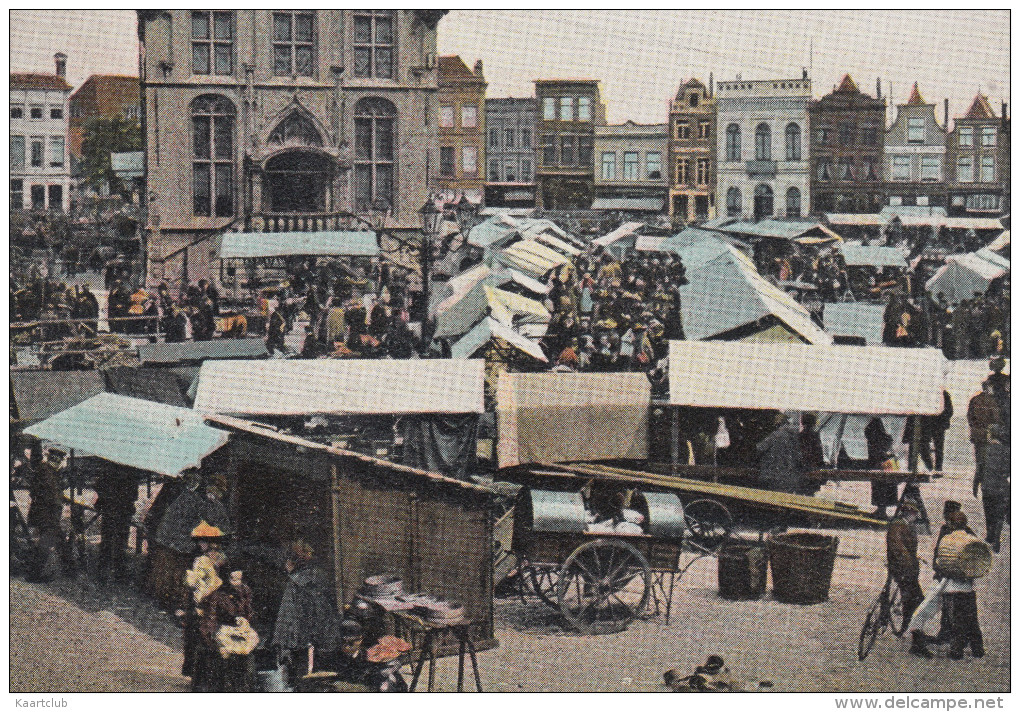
[967,381,1000,494]
[975,424,1009,553]
[756,413,807,494]
[936,511,986,659]
[886,502,930,657]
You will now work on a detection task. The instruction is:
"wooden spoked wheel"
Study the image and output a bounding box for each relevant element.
[555,539,651,634]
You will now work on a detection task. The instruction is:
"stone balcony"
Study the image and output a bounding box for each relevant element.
[746,159,777,177]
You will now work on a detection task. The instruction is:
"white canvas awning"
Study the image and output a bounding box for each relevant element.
[451,317,548,362]
[925,251,1009,303]
[193,359,485,416]
[822,302,886,344]
[495,239,571,278]
[593,222,644,247]
[824,213,888,227]
[985,230,1010,253]
[217,231,380,258]
[838,244,909,269]
[25,393,229,477]
[435,283,550,339]
[668,341,947,415]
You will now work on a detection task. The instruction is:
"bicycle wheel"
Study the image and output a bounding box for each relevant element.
[886,579,906,636]
[858,598,882,661]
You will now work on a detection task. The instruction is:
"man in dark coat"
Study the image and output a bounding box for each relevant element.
[886,502,930,657]
[967,381,999,491]
[756,414,807,494]
[266,308,287,355]
[865,417,897,518]
[94,465,139,582]
[975,424,1009,553]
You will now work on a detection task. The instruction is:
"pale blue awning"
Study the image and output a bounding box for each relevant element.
[138,338,269,365]
[24,393,229,477]
[217,231,379,259]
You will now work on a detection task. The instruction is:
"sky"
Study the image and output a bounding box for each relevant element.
[9,9,1010,126]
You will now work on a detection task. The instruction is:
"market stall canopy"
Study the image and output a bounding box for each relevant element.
[677,244,832,344]
[925,251,1010,304]
[496,372,650,468]
[479,207,537,218]
[451,317,548,362]
[138,338,269,365]
[217,231,379,259]
[634,235,667,252]
[493,239,571,279]
[467,214,519,249]
[838,244,909,269]
[435,283,550,339]
[668,341,947,415]
[103,367,190,407]
[985,230,1010,253]
[193,359,486,416]
[821,302,886,344]
[719,220,842,242]
[659,227,729,254]
[881,206,947,228]
[433,264,491,315]
[517,218,584,249]
[824,213,888,227]
[593,221,644,248]
[10,370,106,423]
[941,216,1005,231]
[24,393,229,477]
[486,267,550,297]
[590,197,664,212]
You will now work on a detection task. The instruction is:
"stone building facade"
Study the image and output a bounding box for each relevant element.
[593,121,668,210]
[667,78,715,222]
[946,94,1010,216]
[10,53,72,213]
[715,75,811,220]
[484,97,537,208]
[137,9,445,285]
[436,55,486,204]
[808,75,886,214]
[882,83,947,209]
[534,79,605,210]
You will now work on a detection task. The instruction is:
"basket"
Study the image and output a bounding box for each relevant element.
[767,533,838,604]
[935,531,993,579]
[718,542,768,600]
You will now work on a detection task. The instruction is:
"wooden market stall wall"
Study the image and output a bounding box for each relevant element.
[207,416,498,651]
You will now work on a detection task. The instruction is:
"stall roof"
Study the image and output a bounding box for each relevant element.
[450,317,548,362]
[137,338,269,365]
[10,370,107,423]
[217,231,379,258]
[948,251,1010,278]
[593,221,644,247]
[985,230,1010,253]
[973,248,1011,271]
[824,213,887,227]
[529,230,582,257]
[590,197,664,211]
[193,359,486,416]
[659,227,727,254]
[486,267,550,296]
[24,393,229,477]
[668,341,946,414]
[435,282,550,338]
[719,220,841,241]
[103,367,189,407]
[634,235,667,252]
[495,239,570,278]
[838,244,909,268]
[822,302,886,344]
[467,215,518,248]
[941,216,1005,231]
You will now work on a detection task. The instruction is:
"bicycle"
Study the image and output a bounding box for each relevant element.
[857,573,906,661]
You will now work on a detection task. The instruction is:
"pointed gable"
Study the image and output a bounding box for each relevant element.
[907,82,925,105]
[964,93,996,120]
[836,74,859,93]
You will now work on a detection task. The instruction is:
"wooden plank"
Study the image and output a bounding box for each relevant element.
[639,461,929,483]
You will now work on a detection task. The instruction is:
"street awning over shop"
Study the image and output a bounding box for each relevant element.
[496,372,650,467]
[10,370,107,423]
[217,231,380,259]
[451,317,548,362]
[137,338,269,365]
[590,197,664,212]
[193,359,486,416]
[668,341,947,415]
[838,244,909,268]
[24,392,229,477]
[821,302,886,344]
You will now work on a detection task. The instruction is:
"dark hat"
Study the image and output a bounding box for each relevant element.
[340,619,364,641]
[947,511,968,529]
[943,500,962,518]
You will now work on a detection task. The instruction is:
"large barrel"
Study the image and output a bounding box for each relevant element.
[935,531,993,579]
[717,542,768,600]
[767,532,839,604]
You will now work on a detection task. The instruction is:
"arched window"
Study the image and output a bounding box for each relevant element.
[191,95,235,217]
[785,123,801,161]
[755,123,771,161]
[753,183,774,220]
[269,112,323,147]
[786,187,801,217]
[353,98,396,212]
[726,186,742,216]
[725,124,741,162]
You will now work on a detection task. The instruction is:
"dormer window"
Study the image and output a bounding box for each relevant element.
[689,93,699,108]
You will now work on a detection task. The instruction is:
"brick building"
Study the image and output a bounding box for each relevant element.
[593,121,668,212]
[946,93,1010,216]
[668,78,715,222]
[137,9,445,285]
[69,74,141,159]
[10,53,72,213]
[534,79,605,210]
[808,74,886,214]
[882,83,947,209]
[484,97,537,208]
[436,55,487,204]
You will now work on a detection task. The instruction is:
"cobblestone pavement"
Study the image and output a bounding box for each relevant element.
[9,360,1009,692]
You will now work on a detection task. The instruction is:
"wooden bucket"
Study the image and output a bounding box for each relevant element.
[935,531,993,579]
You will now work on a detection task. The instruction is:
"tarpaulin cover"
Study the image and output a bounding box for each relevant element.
[218,231,379,258]
[495,239,570,278]
[402,414,479,480]
[10,370,106,422]
[137,338,269,364]
[817,413,907,465]
[193,359,485,416]
[24,392,229,477]
[925,253,1009,304]
[435,283,549,339]
[451,317,548,362]
[669,341,947,415]
[822,303,886,344]
[824,213,888,227]
[497,372,650,468]
[838,244,908,268]
[594,222,644,247]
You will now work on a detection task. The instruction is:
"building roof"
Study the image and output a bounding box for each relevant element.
[70,74,139,101]
[668,341,947,415]
[193,359,486,416]
[835,74,859,93]
[906,82,926,105]
[438,55,483,83]
[10,72,72,92]
[964,93,997,120]
[24,393,230,478]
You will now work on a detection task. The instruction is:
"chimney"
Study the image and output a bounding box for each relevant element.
[944,98,949,130]
[473,59,483,78]
[876,78,881,99]
[54,52,67,79]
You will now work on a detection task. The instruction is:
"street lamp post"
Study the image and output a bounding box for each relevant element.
[419,199,442,347]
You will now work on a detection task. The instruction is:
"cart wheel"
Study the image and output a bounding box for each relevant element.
[527,565,560,608]
[684,499,733,552]
[556,539,651,634]
[886,579,906,637]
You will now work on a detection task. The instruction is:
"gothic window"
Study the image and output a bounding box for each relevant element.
[268,112,324,147]
[192,11,234,76]
[353,10,393,79]
[353,98,396,211]
[191,95,235,217]
[274,12,316,77]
